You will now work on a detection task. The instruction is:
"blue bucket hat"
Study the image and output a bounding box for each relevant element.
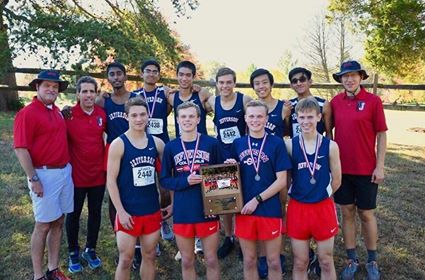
[29,70,69,92]
[333,60,369,83]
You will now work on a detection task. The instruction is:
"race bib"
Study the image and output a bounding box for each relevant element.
[147,118,163,135]
[292,123,301,137]
[132,166,155,187]
[219,126,241,144]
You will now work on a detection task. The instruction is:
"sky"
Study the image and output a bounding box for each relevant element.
[157,0,347,71]
[12,0,362,72]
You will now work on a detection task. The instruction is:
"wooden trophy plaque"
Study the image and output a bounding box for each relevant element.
[200,163,243,215]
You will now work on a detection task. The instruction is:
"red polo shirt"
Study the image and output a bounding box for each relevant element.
[66,104,106,187]
[331,87,387,175]
[14,96,69,167]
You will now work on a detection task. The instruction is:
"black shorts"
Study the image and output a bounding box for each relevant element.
[333,174,378,210]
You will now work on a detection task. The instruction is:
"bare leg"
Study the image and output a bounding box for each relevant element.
[140,230,160,280]
[46,215,65,271]
[31,222,50,279]
[115,231,137,280]
[339,204,357,250]
[291,238,309,280]
[316,237,336,280]
[239,238,259,280]
[264,235,282,280]
[176,235,196,280]
[201,232,220,280]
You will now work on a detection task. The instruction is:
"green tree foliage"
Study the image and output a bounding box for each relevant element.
[328,0,425,78]
[2,0,190,71]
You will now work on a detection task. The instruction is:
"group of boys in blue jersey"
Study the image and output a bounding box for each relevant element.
[18,58,385,280]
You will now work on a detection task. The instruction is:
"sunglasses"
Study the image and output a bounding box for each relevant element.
[290,76,308,84]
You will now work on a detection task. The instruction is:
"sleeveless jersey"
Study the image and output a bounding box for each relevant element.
[289,96,326,137]
[133,86,170,143]
[288,136,332,203]
[265,100,286,138]
[173,91,208,136]
[104,93,136,144]
[117,134,160,215]
[213,92,246,157]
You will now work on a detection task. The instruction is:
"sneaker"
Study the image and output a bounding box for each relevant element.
[194,237,203,254]
[34,276,48,280]
[365,261,381,280]
[156,243,161,257]
[132,247,142,271]
[308,249,321,277]
[280,254,286,275]
[340,259,359,280]
[174,250,182,261]
[257,256,268,279]
[68,250,83,273]
[46,268,71,280]
[161,221,175,241]
[81,248,102,270]
[217,236,234,259]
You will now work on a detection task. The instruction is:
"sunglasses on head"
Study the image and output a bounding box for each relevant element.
[290,76,308,84]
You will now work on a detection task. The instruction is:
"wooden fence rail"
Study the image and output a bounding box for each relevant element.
[1,67,425,111]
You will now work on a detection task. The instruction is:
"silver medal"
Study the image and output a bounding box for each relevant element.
[310,177,316,184]
[255,174,261,181]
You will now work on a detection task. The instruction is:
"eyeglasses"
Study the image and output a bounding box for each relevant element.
[290,76,308,84]
[144,69,159,75]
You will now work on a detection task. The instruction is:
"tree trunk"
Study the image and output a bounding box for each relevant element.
[0,0,18,111]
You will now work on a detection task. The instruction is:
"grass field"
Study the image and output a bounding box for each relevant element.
[1,110,424,279]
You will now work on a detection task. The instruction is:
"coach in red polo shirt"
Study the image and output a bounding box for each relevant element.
[331,61,387,280]
[65,76,106,274]
[14,70,73,280]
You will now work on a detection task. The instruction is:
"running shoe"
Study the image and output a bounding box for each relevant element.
[161,221,175,241]
[174,250,182,261]
[68,250,82,273]
[340,259,359,280]
[46,268,71,280]
[156,243,161,257]
[308,249,321,277]
[81,248,102,269]
[132,247,142,270]
[217,236,234,259]
[194,237,203,254]
[365,261,381,280]
[257,256,268,279]
[280,254,286,275]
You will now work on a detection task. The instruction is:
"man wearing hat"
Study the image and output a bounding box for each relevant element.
[331,60,387,280]
[14,70,73,280]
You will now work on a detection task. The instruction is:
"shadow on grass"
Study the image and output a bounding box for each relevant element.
[1,110,424,279]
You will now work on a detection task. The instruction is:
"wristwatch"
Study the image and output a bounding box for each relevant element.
[29,174,40,182]
[255,194,263,203]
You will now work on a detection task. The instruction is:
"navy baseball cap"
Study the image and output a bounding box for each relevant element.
[29,70,69,92]
[333,60,369,83]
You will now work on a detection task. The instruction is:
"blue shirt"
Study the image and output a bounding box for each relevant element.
[213,92,246,158]
[117,134,160,215]
[232,134,292,218]
[173,91,208,136]
[133,86,170,143]
[160,134,223,223]
[289,96,326,137]
[288,136,332,203]
[265,100,286,138]
[104,93,137,143]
